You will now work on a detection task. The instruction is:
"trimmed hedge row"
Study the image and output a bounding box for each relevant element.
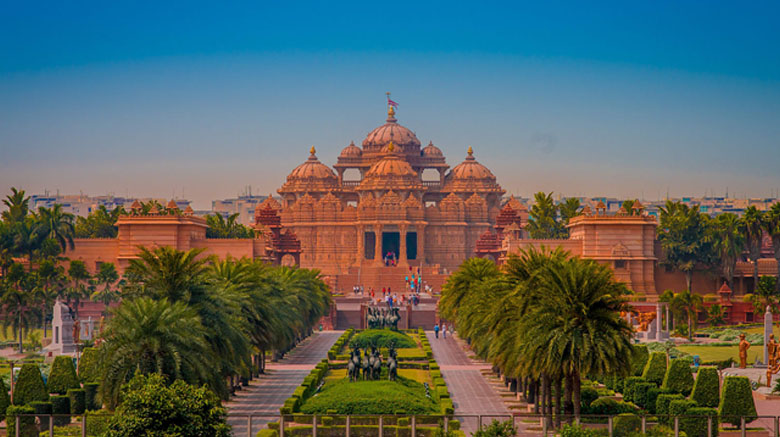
[328,329,355,360]
[281,360,330,414]
[47,356,79,395]
[718,376,757,427]
[662,359,694,396]
[691,367,719,408]
[642,352,667,386]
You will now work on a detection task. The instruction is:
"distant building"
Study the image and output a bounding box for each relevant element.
[211,193,273,226]
[29,193,191,217]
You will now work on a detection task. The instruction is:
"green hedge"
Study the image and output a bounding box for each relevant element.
[77,347,101,383]
[680,407,718,437]
[622,376,645,403]
[613,413,641,437]
[51,395,70,427]
[6,405,36,437]
[67,389,85,414]
[718,376,757,427]
[299,377,440,415]
[662,358,694,396]
[348,329,416,349]
[257,430,278,437]
[84,383,100,411]
[587,398,640,415]
[48,356,80,395]
[0,378,10,417]
[668,399,697,418]
[30,401,52,432]
[642,352,667,386]
[631,345,649,376]
[632,382,655,410]
[656,394,684,425]
[645,387,669,415]
[14,364,49,405]
[691,367,719,408]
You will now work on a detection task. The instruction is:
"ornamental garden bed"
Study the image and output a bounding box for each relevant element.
[268,328,460,436]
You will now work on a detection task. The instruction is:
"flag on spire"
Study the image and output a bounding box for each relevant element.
[386,92,398,108]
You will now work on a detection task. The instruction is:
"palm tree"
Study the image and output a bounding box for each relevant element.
[33,205,75,253]
[559,198,582,228]
[2,187,29,224]
[668,289,703,340]
[742,276,778,314]
[35,259,65,338]
[706,304,726,327]
[439,257,501,324]
[712,213,744,289]
[67,260,91,318]
[764,203,780,293]
[125,246,211,302]
[741,206,765,293]
[1,263,40,353]
[657,201,715,293]
[206,213,253,238]
[99,297,211,409]
[527,192,564,239]
[75,205,123,238]
[91,262,120,311]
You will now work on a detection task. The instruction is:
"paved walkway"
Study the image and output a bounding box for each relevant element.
[226,331,342,436]
[426,331,511,435]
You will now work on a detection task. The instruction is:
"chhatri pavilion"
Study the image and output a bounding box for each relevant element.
[263,106,522,289]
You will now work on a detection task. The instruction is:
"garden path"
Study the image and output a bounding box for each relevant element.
[426,331,515,435]
[226,331,342,437]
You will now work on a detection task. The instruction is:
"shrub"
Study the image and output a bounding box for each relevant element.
[645,387,669,414]
[67,389,85,414]
[77,347,101,383]
[680,407,718,437]
[642,352,667,386]
[6,405,36,437]
[691,367,719,408]
[30,401,52,432]
[257,430,278,437]
[51,395,70,426]
[613,413,641,437]
[48,356,80,395]
[632,382,655,410]
[655,394,684,425]
[718,376,757,427]
[581,386,599,410]
[628,425,682,437]
[13,364,49,405]
[0,378,10,417]
[668,399,697,418]
[105,373,231,436]
[631,345,650,376]
[84,383,100,410]
[662,359,694,396]
[588,398,640,415]
[622,377,645,402]
[472,419,517,437]
[560,423,603,437]
[348,329,416,349]
[85,410,113,436]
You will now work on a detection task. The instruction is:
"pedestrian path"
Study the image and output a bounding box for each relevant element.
[426,331,511,435]
[226,331,342,436]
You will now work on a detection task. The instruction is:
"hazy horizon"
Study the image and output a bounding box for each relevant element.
[2,2,779,210]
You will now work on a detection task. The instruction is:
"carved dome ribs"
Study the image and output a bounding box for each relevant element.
[362,107,422,155]
[444,147,505,195]
[279,147,339,194]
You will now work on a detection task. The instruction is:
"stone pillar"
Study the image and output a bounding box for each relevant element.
[374,225,383,265]
[656,304,663,338]
[666,304,671,331]
[399,225,407,265]
[764,306,773,366]
[357,226,364,262]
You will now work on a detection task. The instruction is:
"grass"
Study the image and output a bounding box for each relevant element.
[676,345,746,363]
[299,375,440,414]
[348,329,416,349]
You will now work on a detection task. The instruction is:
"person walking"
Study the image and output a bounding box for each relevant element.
[434,323,440,339]
[442,323,447,339]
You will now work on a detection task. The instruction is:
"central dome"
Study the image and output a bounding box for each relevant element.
[362,107,421,155]
[357,143,424,192]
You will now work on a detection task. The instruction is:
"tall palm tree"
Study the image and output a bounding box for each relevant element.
[1,263,40,353]
[67,260,91,318]
[712,213,744,289]
[439,257,501,324]
[527,192,564,239]
[91,262,120,311]
[741,206,765,292]
[35,259,65,338]
[657,200,714,293]
[764,203,780,293]
[668,289,703,340]
[99,297,211,409]
[33,205,75,253]
[559,198,582,228]
[2,187,29,224]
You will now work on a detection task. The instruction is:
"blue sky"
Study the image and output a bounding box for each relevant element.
[1,1,779,208]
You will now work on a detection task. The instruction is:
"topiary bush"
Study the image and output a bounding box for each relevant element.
[77,347,101,383]
[560,423,603,437]
[84,383,101,411]
[472,419,517,437]
[631,345,650,376]
[48,356,80,395]
[655,393,684,425]
[680,407,718,437]
[691,367,719,408]
[0,378,10,417]
[613,413,641,437]
[348,329,416,349]
[31,400,52,432]
[51,395,71,427]
[632,382,655,410]
[668,399,697,418]
[67,389,86,414]
[13,364,49,405]
[587,398,640,415]
[6,405,36,437]
[718,376,757,427]
[642,352,667,386]
[580,386,599,411]
[622,377,645,403]
[662,358,694,396]
[645,387,669,415]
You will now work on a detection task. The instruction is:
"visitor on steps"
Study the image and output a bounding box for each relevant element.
[434,324,440,339]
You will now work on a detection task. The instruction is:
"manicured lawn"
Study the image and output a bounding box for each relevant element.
[299,376,440,414]
[325,368,430,384]
[677,345,746,363]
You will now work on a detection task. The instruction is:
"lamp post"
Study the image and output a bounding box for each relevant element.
[9,360,15,404]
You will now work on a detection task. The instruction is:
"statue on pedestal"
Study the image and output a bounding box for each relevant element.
[738,333,750,369]
[767,334,780,386]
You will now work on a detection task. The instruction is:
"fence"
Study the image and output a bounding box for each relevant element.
[12,413,780,436]
[224,413,780,437]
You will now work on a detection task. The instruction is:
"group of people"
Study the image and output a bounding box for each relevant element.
[433,322,452,339]
[352,285,422,308]
[383,251,397,267]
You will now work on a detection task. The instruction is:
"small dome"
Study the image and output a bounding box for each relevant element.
[280,147,339,194]
[444,147,504,195]
[358,149,424,192]
[362,107,421,154]
[340,141,362,158]
[422,141,443,157]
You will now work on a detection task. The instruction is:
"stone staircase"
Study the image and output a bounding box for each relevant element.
[332,264,450,293]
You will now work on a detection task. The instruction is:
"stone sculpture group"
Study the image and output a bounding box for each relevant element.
[347,344,398,382]
[366,307,401,330]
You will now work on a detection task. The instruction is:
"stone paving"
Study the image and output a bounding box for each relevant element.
[226,331,342,437]
[426,331,512,435]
